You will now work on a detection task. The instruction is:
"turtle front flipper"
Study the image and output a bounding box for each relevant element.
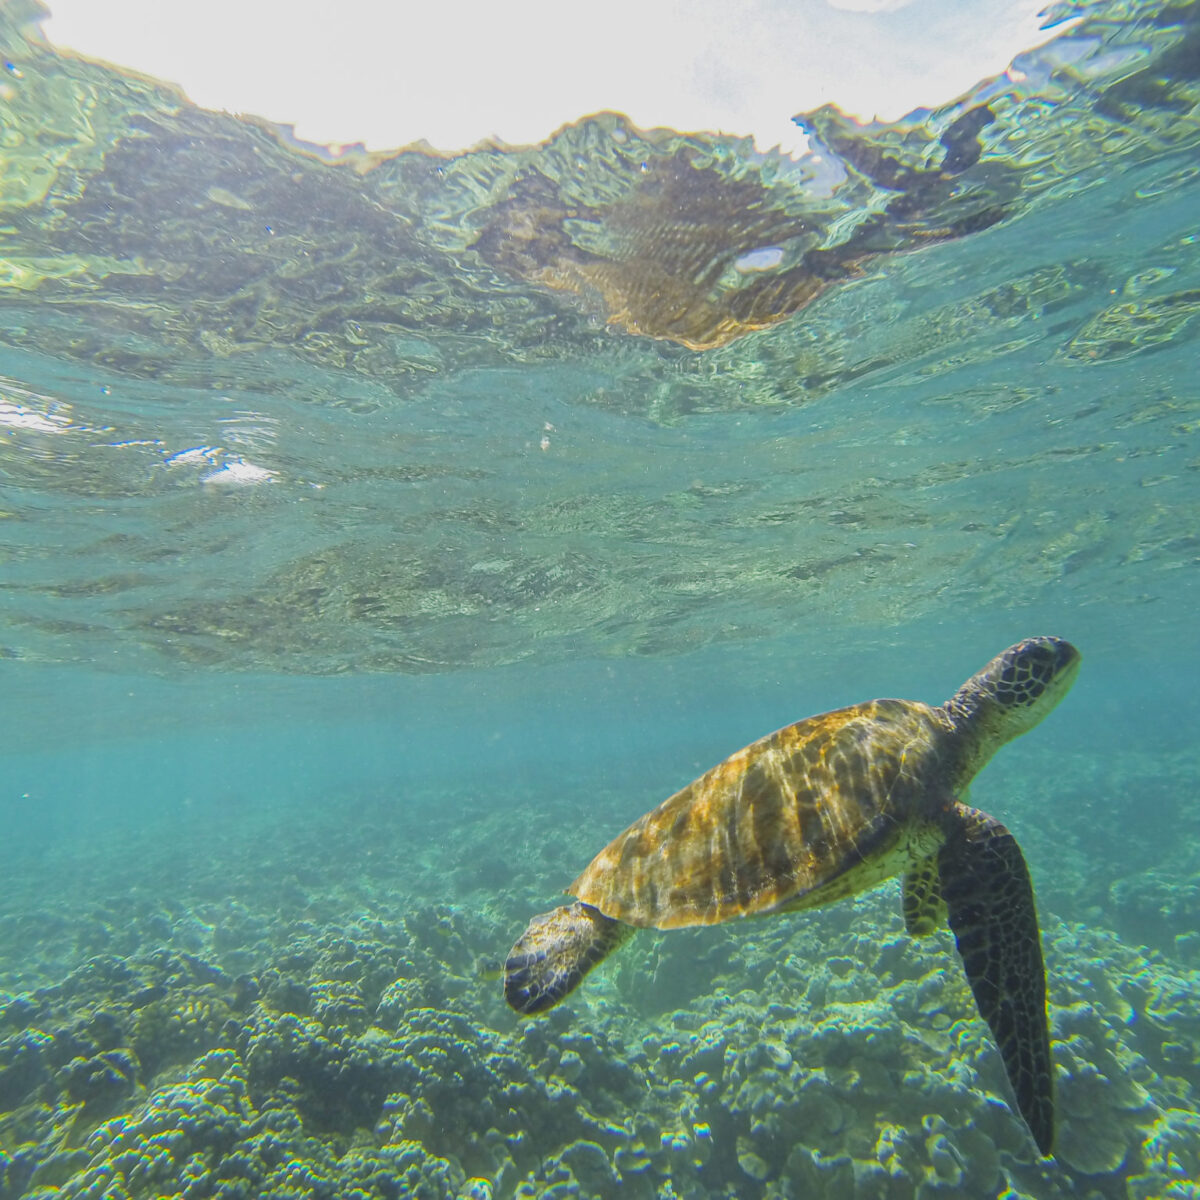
[504,902,633,1015]
[938,805,1055,1156]
[902,853,947,936]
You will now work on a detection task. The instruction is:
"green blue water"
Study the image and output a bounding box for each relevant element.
[2,0,1199,1195]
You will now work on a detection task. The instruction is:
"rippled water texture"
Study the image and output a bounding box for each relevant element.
[1,0,1199,1196]
[0,0,1196,675]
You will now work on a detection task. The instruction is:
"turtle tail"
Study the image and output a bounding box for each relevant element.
[504,901,633,1015]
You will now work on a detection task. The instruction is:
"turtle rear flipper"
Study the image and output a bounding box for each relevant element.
[902,853,947,936]
[504,902,632,1015]
[939,806,1055,1155]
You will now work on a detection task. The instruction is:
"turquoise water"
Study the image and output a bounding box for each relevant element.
[2,0,1200,1196]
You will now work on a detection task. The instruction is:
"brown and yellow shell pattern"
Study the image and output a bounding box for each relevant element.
[570,698,952,930]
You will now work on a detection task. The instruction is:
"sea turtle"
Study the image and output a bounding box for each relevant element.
[503,636,1081,1155]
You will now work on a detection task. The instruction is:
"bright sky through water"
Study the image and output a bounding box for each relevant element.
[41,0,1058,155]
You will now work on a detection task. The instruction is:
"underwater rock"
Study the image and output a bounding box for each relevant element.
[1052,1002,1155,1176]
[59,1048,138,1109]
[1129,1108,1200,1200]
[0,1027,53,1111]
[556,1049,585,1083]
[63,1049,256,1200]
[1110,869,1200,938]
[131,988,234,1079]
[241,1005,392,1132]
[261,973,312,1016]
[375,976,429,1029]
[375,1006,647,1186]
[309,977,370,1033]
[46,1048,466,1200]
[559,1139,620,1193]
[736,1136,773,1181]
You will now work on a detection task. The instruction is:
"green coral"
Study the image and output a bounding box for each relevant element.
[47,1050,463,1200]
[1,906,1198,1199]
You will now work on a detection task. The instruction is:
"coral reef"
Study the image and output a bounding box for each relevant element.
[2,762,1200,1200]
[3,867,1199,1199]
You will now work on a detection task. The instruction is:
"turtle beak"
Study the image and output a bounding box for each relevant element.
[1049,638,1081,682]
[1037,637,1081,711]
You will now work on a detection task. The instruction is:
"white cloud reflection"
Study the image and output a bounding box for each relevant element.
[40,0,1059,157]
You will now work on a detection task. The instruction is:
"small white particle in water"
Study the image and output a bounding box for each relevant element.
[540,436,551,451]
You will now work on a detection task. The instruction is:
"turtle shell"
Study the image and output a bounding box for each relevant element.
[569,698,949,929]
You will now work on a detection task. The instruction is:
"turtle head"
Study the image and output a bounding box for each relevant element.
[945,636,1081,755]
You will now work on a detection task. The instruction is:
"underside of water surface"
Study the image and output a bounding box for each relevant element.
[1,0,1199,1196]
